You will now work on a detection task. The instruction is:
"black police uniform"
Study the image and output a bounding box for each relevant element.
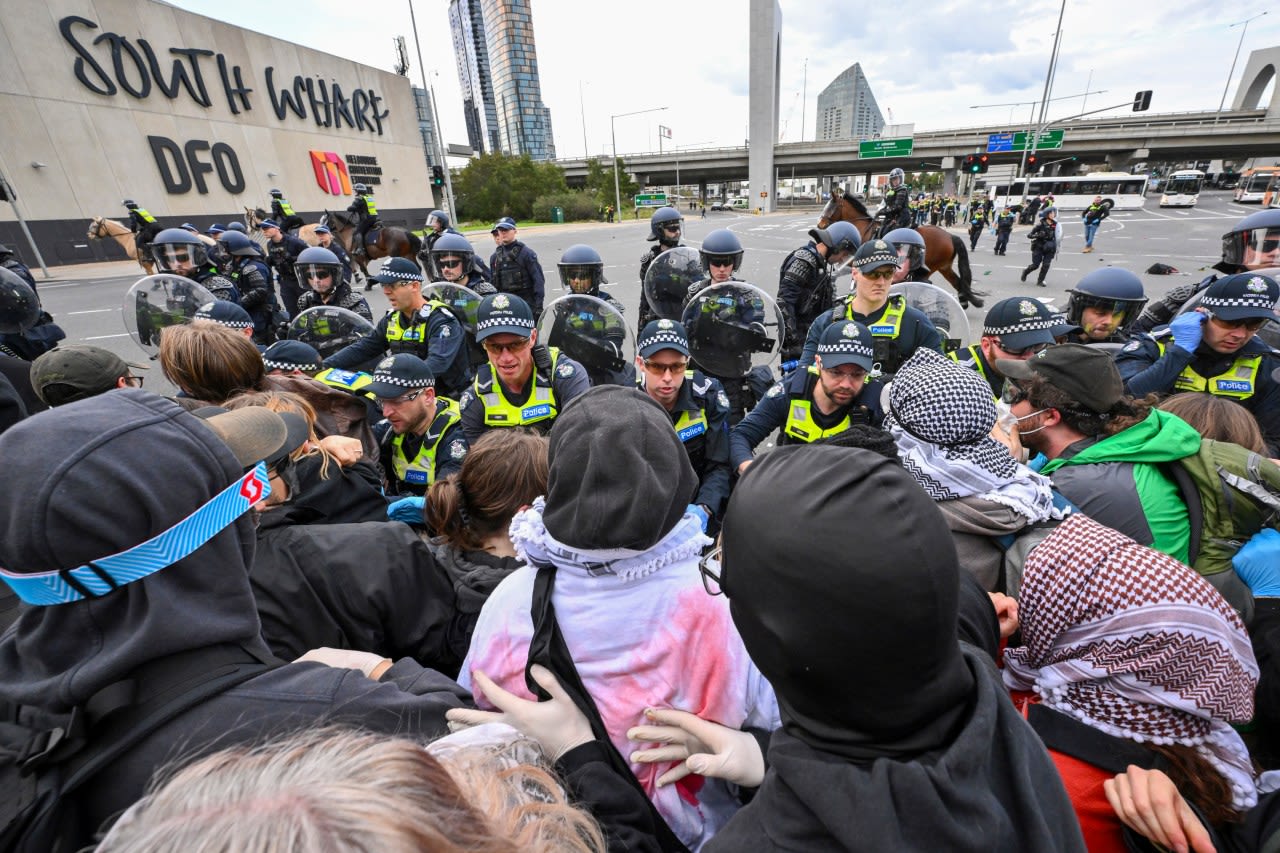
[994,211,1016,256]
[777,241,833,360]
[801,295,944,378]
[879,183,912,235]
[638,241,684,329]
[325,304,471,398]
[271,198,306,234]
[968,207,987,251]
[229,255,279,344]
[729,367,884,467]
[644,370,733,518]
[326,241,355,286]
[489,240,545,315]
[547,292,634,388]
[0,255,36,290]
[297,281,373,321]
[266,233,310,320]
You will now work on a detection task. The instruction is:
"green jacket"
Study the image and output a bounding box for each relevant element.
[1041,410,1202,563]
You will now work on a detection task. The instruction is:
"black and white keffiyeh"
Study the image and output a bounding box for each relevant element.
[884,349,1057,521]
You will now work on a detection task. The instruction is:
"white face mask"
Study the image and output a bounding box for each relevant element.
[1014,408,1050,435]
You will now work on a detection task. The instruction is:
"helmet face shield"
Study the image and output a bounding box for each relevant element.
[1239,227,1280,269]
[296,263,341,292]
[559,264,600,294]
[432,253,472,281]
[152,243,206,273]
[894,243,925,271]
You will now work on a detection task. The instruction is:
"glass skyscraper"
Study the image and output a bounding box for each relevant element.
[816,63,885,142]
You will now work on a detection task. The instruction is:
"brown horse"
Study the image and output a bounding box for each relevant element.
[322,210,422,279]
[87,217,155,275]
[244,207,322,246]
[817,192,983,308]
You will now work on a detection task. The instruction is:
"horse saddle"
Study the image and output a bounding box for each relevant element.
[363,227,382,248]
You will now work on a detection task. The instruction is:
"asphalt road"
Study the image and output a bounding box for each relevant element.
[36,188,1247,395]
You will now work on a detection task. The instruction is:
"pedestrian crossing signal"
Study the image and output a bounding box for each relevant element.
[1026,154,1040,172]
[431,165,445,187]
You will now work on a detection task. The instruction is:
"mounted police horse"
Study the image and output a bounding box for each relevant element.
[818,191,983,309]
[322,210,422,279]
[244,207,322,246]
[87,217,156,275]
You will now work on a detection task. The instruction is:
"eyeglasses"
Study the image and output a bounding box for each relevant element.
[643,359,688,376]
[124,374,144,388]
[995,340,1049,358]
[1001,381,1028,405]
[860,268,896,281]
[377,388,427,410]
[482,338,532,356]
[706,256,736,268]
[437,259,463,269]
[1208,314,1269,332]
[699,546,723,596]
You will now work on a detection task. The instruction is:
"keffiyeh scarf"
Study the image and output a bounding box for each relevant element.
[1004,515,1262,809]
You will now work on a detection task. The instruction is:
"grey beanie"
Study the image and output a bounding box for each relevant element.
[544,385,698,550]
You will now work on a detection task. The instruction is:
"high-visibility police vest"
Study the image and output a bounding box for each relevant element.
[314,367,374,397]
[476,347,562,428]
[390,399,461,488]
[1155,335,1263,400]
[360,196,377,215]
[781,366,853,443]
[133,208,157,224]
[276,199,296,216]
[947,344,996,398]
[385,301,449,357]
[845,295,906,376]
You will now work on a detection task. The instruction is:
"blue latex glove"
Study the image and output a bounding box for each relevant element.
[1168,312,1206,353]
[1027,452,1049,472]
[687,504,710,533]
[387,496,426,525]
[1233,529,1280,597]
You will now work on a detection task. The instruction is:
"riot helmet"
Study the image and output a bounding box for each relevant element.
[884,227,925,272]
[354,183,369,194]
[1066,268,1148,338]
[122,199,137,209]
[0,267,40,334]
[0,244,13,259]
[150,227,209,274]
[429,232,476,281]
[557,244,606,295]
[699,229,744,277]
[270,188,283,198]
[294,246,344,294]
[1220,208,1280,273]
[647,206,684,244]
[426,209,450,231]
[225,221,248,234]
[888,168,905,189]
[220,231,260,257]
[809,221,862,259]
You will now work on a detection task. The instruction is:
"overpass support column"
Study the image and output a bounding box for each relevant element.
[1106,150,1141,172]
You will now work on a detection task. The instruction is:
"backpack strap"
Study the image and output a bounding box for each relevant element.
[1160,461,1205,565]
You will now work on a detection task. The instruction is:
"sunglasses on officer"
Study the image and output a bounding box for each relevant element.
[482,337,533,356]
[642,358,688,376]
[1205,311,1270,332]
[706,256,736,269]
[437,257,463,269]
[304,269,332,280]
[995,340,1049,358]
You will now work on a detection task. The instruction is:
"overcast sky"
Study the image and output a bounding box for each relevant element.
[169,0,1279,160]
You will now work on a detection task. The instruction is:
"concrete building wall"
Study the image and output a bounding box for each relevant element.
[0,0,436,265]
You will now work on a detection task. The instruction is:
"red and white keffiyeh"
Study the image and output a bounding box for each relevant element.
[1004,514,1261,808]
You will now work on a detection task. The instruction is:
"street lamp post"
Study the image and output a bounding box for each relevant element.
[611,106,667,224]
[1217,11,1268,122]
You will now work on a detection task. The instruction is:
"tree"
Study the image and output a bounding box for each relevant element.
[454,153,568,222]
[584,157,639,207]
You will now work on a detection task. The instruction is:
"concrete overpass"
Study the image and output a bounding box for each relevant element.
[556,108,1280,193]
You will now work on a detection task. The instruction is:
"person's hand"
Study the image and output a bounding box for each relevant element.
[687,504,710,533]
[296,647,393,680]
[1104,766,1216,853]
[445,665,593,761]
[989,418,1026,463]
[317,434,363,467]
[627,708,766,788]
[387,496,426,525]
[736,460,753,476]
[1169,311,1207,353]
[988,593,1019,639]
[1233,528,1280,597]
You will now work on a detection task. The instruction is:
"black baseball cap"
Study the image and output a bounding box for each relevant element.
[371,257,423,286]
[1201,273,1280,322]
[637,319,690,358]
[996,344,1124,414]
[982,297,1057,350]
[815,320,875,371]
[364,354,435,398]
[194,300,254,330]
[852,240,900,272]
[476,293,536,341]
[261,340,323,373]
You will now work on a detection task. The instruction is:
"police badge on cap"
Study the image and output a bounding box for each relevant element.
[1202,272,1280,321]
[476,292,536,341]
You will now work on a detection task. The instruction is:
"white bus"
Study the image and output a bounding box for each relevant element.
[1159,170,1205,208]
[982,173,1148,210]
[1234,167,1280,204]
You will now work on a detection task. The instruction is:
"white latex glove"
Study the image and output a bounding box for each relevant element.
[445,665,593,761]
[317,434,363,467]
[627,707,766,788]
[1104,766,1216,853]
[296,647,392,680]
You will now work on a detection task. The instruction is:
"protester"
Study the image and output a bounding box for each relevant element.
[459,385,780,849]
[159,321,266,404]
[1159,391,1268,455]
[30,344,147,407]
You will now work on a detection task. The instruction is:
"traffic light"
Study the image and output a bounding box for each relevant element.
[1026,154,1039,172]
[963,155,980,174]
[431,165,445,187]
[1132,90,1152,112]
[977,154,990,174]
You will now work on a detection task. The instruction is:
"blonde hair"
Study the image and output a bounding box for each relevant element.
[97,729,605,853]
[223,389,335,479]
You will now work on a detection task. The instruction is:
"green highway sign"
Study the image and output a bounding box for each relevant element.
[634,193,668,208]
[1012,130,1065,151]
[858,138,914,159]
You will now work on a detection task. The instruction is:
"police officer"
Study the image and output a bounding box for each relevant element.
[269,189,305,234]
[324,257,471,398]
[552,243,631,387]
[420,210,493,282]
[260,219,309,320]
[430,233,494,292]
[0,244,36,290]
[993,205,1016,256]
[488,217,545,316]
[213,232,279,345]
[638,206,685,328]
[149,227,239,304]
[347,183,379,258]
[1135,208,1280,333]
[262,339,324,376]
[1021,208,1059,288]
[948,296,1057,398]
[314,225,353,285]
[123,199,162,261]
[883,227,928,284]
[458,293,589,442]
[777,221,861,361]
[1064,268,1148,344]
[732,320,884,474]
[203,225,231,273]
[688,228,745,297]
[877,168,911,237]
[1117,272,1280,453]
[364,354,468,499]
[295,246,372,320]
[193,300,256,340]
[635,319,731,526]
[968,200,987,251]
[802,239,943,380]
[0,267,62,362]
